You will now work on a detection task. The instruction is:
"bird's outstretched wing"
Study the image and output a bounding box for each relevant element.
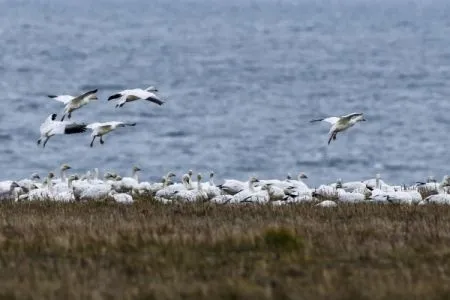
[64,123,88,134]
[310,117,340,125]
[108,93,122,101]
[70,89,98,105]
[144,94,164,105]
[340,113,363,122]
[47,95,74,105]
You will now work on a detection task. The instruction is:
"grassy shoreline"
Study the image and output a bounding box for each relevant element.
[0,201,449,299]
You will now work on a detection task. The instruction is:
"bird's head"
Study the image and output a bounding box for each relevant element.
[10,182,20,189]
[60,164,71,171]
[250,176,260,183]
[69,174,79,181]
[166,172,176,179]
[146,86,158,92]
[181,174,190,184]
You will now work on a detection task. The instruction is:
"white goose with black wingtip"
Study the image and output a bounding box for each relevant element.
[37,113,87,148]
[229,177,263,203]
[47,89,99,121]
[107,86,165,108]
[86,121,137,147]
[310,112,366,145]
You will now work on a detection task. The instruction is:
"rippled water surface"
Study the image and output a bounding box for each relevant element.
[1,0,450,186]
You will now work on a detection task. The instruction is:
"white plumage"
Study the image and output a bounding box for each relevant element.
[48,89,98,121]
[107,86,165,108]
[37,114,87,148]
[310,112,366,145]
[86,121,137,147]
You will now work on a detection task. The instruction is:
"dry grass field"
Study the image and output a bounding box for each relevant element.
[0,200,450,299]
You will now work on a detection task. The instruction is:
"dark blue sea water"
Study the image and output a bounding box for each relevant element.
[1,0,450,187]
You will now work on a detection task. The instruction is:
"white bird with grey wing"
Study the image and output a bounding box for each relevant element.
[0,182,20,202]
[22,172,55,201]
[109,190,134,203]
[310,112,366,145]
[17,173,41,190]
[171,173,208,202]
[155,174,192,199]
[201,171,222,199]
[37,113,88,148]
[47,89,98,121]
[228,177,263,203]
[86,121,137,147]
[107,86,165,108]
[113,166,141,192]
[135,172,176,195]
[218,179,248,195]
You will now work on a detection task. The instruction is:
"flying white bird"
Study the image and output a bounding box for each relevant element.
[47,89,98,121]
[107,86,164,108]
[86,121,137,147]
[37,113,87,148]
[310,112,366,145]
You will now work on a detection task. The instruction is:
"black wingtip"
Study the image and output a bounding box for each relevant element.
[64,124,87,134]
[108,94,121,101]
[310,119,323,123]
[146,97,165,105]
[48,95,57,98]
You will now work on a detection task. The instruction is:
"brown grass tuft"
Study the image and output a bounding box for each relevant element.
[0,201,449,299]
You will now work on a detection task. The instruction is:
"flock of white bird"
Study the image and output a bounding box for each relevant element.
[17,86,448,206]
[2,162,450,206]
[39,84,368,148]
[38,86,164,147]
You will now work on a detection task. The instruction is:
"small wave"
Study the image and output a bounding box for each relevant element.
[79,84,126,91]
[0,134,12,141]
[165,130,188,138]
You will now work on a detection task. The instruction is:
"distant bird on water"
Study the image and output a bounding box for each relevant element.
[86,121,137,147]
[107,86,165,108]
[310,112,366,145]
[37,113,87,148]
[47,89,99,121]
